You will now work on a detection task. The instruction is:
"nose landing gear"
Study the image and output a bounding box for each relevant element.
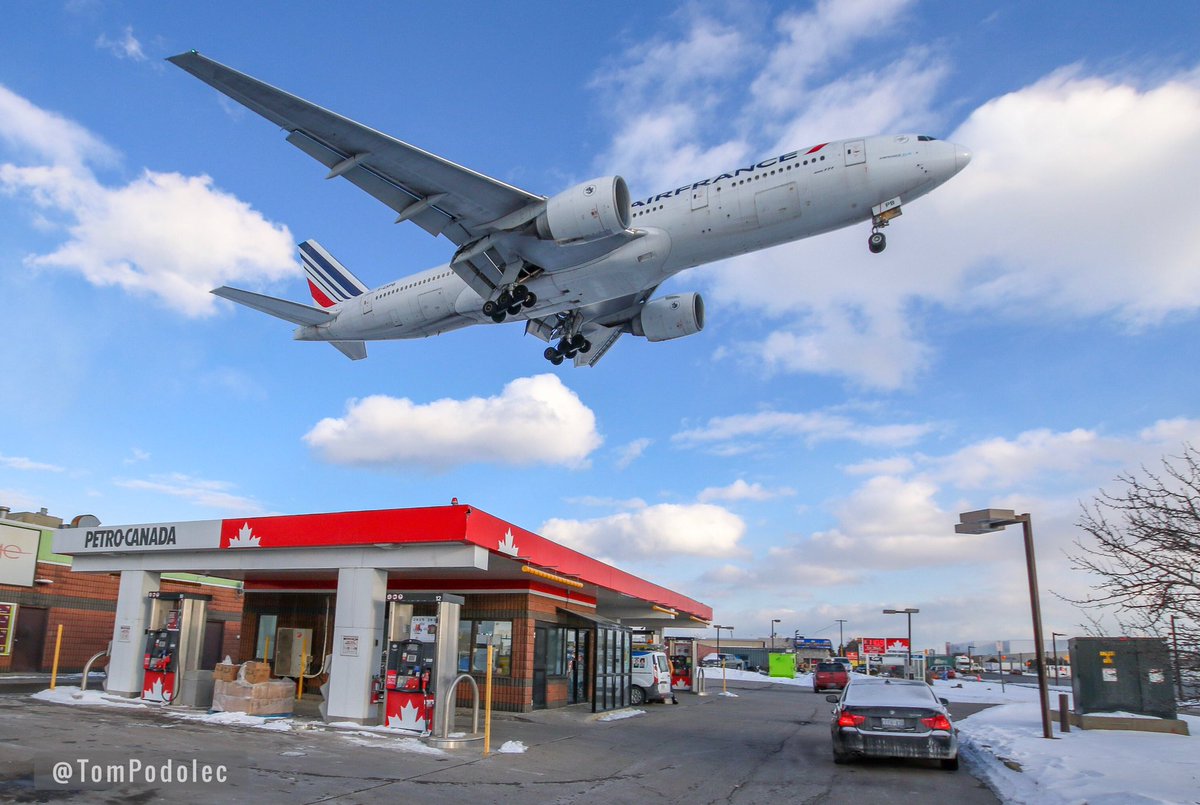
[867,197,903,253]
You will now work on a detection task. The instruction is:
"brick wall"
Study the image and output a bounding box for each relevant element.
[0,562,243,674]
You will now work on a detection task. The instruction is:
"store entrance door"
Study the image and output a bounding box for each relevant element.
[567,629,589,704]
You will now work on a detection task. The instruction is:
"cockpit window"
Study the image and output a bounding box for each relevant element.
[917,135,937,141]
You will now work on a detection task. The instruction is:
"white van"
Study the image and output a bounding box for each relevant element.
[631,650,674,705]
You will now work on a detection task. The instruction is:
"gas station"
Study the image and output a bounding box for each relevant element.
[51,502,711,738]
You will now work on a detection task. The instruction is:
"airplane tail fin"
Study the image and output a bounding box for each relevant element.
[299,240,369,308]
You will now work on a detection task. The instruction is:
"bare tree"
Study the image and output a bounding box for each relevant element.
[1066,445,1199,671]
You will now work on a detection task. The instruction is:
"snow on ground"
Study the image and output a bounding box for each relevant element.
[496,740,527,753]
[169,709,296,731]
[31,686,150,709]
[597,709,645,722]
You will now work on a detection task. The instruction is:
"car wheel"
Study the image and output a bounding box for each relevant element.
[833,748,851,765]
[630,686,646,706]
[940,756,960,771]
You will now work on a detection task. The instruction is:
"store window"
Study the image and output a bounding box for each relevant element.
[457,620,513,676]
[255,614,277,661]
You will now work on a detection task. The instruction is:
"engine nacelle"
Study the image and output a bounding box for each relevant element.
[535,176,631,242]
[632,292,705,342]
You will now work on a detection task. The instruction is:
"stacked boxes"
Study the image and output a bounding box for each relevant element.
[210,661,294,715]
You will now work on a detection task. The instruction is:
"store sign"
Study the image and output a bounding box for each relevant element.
[794,638,833,651]
[0,523,39,586]
[0,603,16,655]
[52,520,221,554]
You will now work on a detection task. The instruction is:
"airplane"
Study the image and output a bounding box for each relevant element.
[170,51,971,367]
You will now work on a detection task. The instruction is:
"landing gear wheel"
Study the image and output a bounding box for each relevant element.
[550,353,564,366]
[507,304,523,316]
[868,231,887,253]
[578,339,592,354]
[482,300,498,316]
[491,311,507,323]
[497,290,513,308]
[630,686,646,706]
[544,347,559,362]
[569,333,587,351]
[522,292,537,308]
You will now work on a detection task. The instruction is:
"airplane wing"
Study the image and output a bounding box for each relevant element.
[169,51,541,248]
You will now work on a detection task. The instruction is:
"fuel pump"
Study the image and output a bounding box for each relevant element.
[667,636,696,691]
[377,592,462,735]
[141,592,211,704]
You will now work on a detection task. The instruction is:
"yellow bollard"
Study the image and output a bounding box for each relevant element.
[483,643,494,757]
[264,635,271,664]
[296,634,308,700]
[50,624,64,690]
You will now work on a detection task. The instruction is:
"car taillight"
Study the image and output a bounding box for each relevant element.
[921,714,953,731]
[837,711,866,727]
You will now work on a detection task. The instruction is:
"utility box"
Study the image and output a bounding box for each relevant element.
[274,628,313,677]
[1070,637,1176,719]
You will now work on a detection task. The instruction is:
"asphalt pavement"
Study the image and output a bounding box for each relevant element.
[0,676,999,804]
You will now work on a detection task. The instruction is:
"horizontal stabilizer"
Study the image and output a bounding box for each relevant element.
[330,340,367,360]
[212,286,331,326]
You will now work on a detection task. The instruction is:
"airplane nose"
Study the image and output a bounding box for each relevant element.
[954,143,972,172]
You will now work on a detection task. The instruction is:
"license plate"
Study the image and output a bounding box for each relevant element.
[880,717,906,729]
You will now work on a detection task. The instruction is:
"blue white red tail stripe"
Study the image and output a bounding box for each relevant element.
[298,240,368,308]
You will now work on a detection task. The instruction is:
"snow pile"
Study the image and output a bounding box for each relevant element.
[959,702,1198,804]
[31,687,148,708]
[597,709,645,722]
[333,729,445,755]
[169,709,294,731]
[496,740,527,753]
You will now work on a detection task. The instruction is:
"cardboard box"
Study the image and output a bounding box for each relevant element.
[213,663,240,683]
[212,679,295,716]
[240,661,272,684]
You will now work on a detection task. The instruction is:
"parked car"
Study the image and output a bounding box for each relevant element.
[830,657,854,672]
[700,653,746,670]
[827,677,959,770]
[813,661,850,692]
[631,650,674,705]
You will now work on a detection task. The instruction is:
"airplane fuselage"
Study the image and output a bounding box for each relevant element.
[299,133,968,346]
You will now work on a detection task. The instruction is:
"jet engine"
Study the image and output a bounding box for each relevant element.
[631,292,705,342]
[535,176,631,242]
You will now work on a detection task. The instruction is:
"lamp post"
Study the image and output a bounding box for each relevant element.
[957,508,1053,739]
[1051,632,1066,686]
[882,608,919,678]
[770,618,781,652]
[967,644,975,674]
[835,619,847,656]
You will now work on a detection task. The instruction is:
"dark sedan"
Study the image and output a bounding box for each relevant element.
[827,677,959,770]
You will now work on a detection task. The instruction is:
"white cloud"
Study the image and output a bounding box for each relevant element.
[304,374,602,471]
[115,473,265,515]
[0,453,65,472]
[95,26,147,62]
[122,448,151,466]
[674,408,933,451]
[614,438,652,470]
[541,502,746,560]
[0,84,296,316]
[697,479,794,503]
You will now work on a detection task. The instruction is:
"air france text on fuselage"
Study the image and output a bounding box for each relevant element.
[84,527,178,548]
[630,144,828,207]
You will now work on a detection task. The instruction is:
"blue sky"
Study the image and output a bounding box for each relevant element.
[2,1,1198,651]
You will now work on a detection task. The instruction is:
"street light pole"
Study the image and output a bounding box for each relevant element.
[835,619,847,656]
[770,618,781,652]
[1051,632,1066,686]
[883,608,919,679]
[958,509,1054,740]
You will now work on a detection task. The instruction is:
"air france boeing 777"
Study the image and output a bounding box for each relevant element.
[171,51,971,367]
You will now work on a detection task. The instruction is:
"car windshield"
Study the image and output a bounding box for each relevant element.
[843,680,938,706]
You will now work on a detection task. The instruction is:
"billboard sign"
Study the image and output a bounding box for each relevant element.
[861,637,910,655]
[793,637,833,651]
[0,523,39,587]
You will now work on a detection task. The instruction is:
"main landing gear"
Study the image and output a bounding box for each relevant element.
[543,333,591,366]
[868,230,887,253]
[482,284,537,323]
